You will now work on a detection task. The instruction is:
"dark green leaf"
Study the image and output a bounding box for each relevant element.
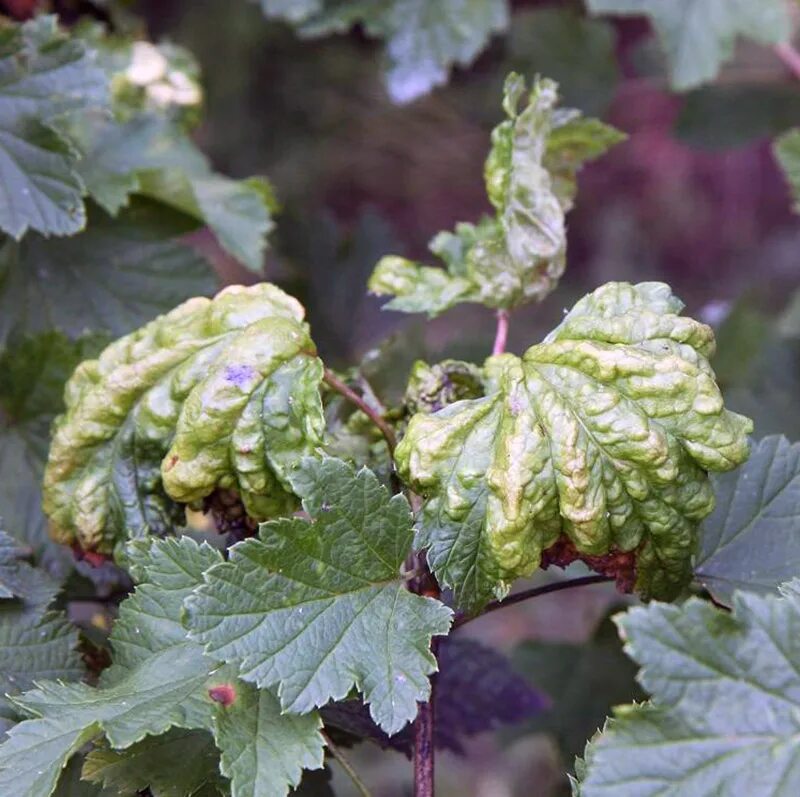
[186,457,453,734]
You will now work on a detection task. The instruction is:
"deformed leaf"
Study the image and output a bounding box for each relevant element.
[775,128,800,214]
[695,435,800,605]
[396,282,752,611]
[0,16,108,238]
[369,73,623,316]
[42,283,325,553]
[186,457,453,734]
[578,583,800,796]
[586,0,790,91]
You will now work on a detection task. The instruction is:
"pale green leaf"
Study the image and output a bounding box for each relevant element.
[775,128,800,214]
[587,0,790,90]
[258,0,509,103]
[579,585,800,796]
[0,200,216,345]
[42,283,324,552]
[83,728,225,797]
[0,16,108,238]
[369,74,623,316]
[396,282,752,611]
[214,681,324,797]
[696,435,800,605]
[186,457,453,734]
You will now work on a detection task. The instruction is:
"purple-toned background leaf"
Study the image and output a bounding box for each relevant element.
[322,636,549,755]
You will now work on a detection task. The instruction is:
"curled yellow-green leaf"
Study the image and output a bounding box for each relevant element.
[43,283,324,552]
[395,282,753,610]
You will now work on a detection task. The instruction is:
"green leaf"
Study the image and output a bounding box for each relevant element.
[579,584,800,796]
[0,200,216,345]
[214,680,324,797]
[0,332,104,569]
[259,0,509,103]
[369,73,623,316]
[42,282,324,552]
[586,0,790,91]
[186,457,453,734]
[83,728,226,797]
[0,644,213,797]
[775,128,800,214]
[0,16,108,238]
[0,527,83,719]
[396,281,752,611]
[695,435,800,605]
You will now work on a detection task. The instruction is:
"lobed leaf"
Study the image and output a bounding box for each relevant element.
[587,0,790,91]
[369,73,623,316]
[579,583,800,795]
[396,282,752,611]
[42,283,325,552]
[186,457,453,734]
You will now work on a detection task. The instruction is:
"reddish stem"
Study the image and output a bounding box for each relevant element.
[492,310,510,355]
[775,42,800,81]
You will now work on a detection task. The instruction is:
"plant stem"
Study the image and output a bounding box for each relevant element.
[322,731,373,797]
[492,309,510,355]
[775,42,800,81]
[323,368,397,455]
[413,661,436,797]
[453,574,614,629]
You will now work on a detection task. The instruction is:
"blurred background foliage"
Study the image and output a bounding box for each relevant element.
[4,0,800,794]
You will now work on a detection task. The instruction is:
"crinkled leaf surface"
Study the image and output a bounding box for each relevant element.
[43,282,324,552]
[82,729,226,797]
[186,457,453,734]
[579,583,800,796]
[695,435,800,605]
[0,200,216,346]
[0,16,107,238]
[214,680,324,797]
[586,0,790,91]
[0,333,103,571]
[775,129,800,215]
[369,73,623,316]
[256,0,509,103]
[397,282,752,611]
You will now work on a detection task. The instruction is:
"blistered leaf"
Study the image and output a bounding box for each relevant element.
[214,681,324,797]
[0,16,108,238]
[696,435,800,605]
[579,584,800,796]
[587,0,790,91]
[257,0,509,103]
[404,359,485,415]
[186,457,453,734]
[0,200,216,346]
[82,729,226,797]
[369,74,623,316]
[42,283,324,552]
[396,282,752,611]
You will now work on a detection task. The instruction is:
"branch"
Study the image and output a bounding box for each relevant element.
[453,574,614,630]
[413,674,436,797]
[322,731,373,797]
[775,42,800,81]
[492,309,510,356]
[323,368,397,455]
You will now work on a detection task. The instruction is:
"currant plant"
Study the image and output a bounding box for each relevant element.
[2,5,800,797]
